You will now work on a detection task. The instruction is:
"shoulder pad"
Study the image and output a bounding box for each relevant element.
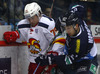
[39,14,55,30]
[17,19,31,29]
[38,22,49,29]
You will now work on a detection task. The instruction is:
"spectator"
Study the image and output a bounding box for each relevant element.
[0,18,6,25]
[86,7,97,25]
[44,8,51,17]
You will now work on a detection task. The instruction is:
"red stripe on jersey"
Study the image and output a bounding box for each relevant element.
[53,38,66,44]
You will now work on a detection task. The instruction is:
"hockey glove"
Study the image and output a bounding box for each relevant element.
[35,54,56,66]
[3,31,20,43]
[52,55,72,68]
[35,55,49,66]
[46,51,58,65]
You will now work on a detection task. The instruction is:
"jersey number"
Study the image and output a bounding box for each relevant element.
[50,28,57,36]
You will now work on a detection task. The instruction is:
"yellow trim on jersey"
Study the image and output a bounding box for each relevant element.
[54,42,65,45]
[53,37,66,44]
[75,39,80,53]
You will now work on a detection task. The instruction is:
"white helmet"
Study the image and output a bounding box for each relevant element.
[24,2,42,18]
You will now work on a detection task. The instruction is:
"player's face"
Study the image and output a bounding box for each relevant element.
[65,25,77,36]
[28,15,39,26]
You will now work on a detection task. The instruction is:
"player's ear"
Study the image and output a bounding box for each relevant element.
[74,24,78,29]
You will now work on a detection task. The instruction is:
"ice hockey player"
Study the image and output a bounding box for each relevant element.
[3,2,66,74]
[35,5,98,74]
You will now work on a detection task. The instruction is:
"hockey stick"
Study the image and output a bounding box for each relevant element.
[49,0,55,18]
[33,62,40,74]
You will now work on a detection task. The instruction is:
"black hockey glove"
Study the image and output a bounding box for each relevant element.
[35,55,48,66]
[35,54,55,66]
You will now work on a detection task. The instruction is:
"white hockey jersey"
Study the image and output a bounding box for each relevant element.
[16,14,65,63]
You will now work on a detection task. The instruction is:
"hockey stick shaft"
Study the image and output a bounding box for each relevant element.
[49,0,55,18]
[33,63,40,74]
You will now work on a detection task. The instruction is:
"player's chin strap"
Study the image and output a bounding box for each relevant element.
[72,24,79,36]
[37,13,41,21]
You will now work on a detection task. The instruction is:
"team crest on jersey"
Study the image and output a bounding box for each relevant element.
[27,38,42,54]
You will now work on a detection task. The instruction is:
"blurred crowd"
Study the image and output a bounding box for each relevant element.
[0,0,100,30]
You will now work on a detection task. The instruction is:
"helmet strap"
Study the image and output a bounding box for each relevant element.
[36,11,41,20]
[72,24,79,36]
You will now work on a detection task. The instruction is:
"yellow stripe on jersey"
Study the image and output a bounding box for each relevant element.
[75,39,80,53]
[53,37,66,45]
[54,42,65,45]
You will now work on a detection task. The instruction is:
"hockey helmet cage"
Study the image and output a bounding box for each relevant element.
[24,2,42,18]
[55,15,67,33]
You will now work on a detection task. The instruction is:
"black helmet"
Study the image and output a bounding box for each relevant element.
[69,4,85,19]
[65,12,79,26]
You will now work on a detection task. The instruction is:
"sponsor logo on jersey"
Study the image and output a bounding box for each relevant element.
[89,64,97,74]
[77,66,87,73]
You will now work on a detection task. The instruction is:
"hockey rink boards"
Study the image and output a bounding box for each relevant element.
[0,25,100,74]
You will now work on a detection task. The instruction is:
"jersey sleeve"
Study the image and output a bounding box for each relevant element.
[51,34,66,55]
[43,27,54,42]
[39,14,56,36]
[16,19,30,43]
